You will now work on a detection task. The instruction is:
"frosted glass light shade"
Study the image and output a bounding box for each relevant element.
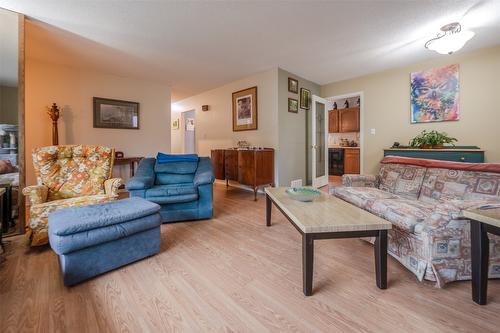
[426,30,475,55]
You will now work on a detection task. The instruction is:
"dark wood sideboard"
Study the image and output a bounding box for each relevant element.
[211,148,274,200]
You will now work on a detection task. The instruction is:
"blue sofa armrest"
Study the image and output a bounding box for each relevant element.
[125,158,156,190]
[194,157,215,187]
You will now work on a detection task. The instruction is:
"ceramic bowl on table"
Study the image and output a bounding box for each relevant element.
[285,187,321,202]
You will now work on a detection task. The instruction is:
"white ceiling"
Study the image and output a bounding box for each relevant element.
[1,0,500,101]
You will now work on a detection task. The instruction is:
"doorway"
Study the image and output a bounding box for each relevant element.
[182,110,196,154]
[325,92,364,184]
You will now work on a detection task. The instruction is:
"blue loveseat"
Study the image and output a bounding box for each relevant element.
[125,156,214,223]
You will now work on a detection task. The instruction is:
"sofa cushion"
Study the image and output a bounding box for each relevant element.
[419,168,500,204]
[48,197,160,236]
[146,183,197,197]
[333,186,399,209]
[154,161,198,174]
[155,173,194,185]
[367,198,435,233]
[146,193,199,205]
[378,163,426,200]
[32,145,114,201]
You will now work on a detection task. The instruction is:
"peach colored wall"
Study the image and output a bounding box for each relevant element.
[25,58,171,184]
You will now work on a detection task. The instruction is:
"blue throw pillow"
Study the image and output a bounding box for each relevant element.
[156,153,199,163]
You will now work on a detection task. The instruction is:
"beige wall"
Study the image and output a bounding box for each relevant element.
[277,68,320,186]
[0,85,18,124]
[26,58,171,184]
[321,46,500,175]
[172,68,280,181]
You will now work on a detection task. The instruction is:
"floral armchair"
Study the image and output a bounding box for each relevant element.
[23,145,122,246]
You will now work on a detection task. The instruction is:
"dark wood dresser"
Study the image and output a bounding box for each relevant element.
[211,148,274,200]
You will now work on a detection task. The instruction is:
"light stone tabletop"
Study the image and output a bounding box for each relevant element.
[464,208,500,229]
[265,187,392,234]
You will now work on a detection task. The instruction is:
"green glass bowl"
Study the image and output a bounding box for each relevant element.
[285,187,321,202]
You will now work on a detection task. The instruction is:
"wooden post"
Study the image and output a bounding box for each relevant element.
[47,103,60,145]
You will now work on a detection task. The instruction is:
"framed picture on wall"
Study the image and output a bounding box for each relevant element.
[288,98,298,113]
[172,118,180,130]
[232,86,258,131]
[300,88,311,110]
[93,97,139,129]
[410,64,459,123]
[288,77,298,93]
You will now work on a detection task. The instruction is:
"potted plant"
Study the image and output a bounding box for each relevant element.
[409,130,457,149]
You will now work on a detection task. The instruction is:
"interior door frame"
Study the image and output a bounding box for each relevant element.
[311,95,329,188]
[181,109,196,154]
[325,91,364,175]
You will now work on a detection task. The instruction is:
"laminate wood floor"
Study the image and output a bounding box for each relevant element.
[1,183,499,332]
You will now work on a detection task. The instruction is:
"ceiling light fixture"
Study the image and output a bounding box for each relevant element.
[425,22,475,55]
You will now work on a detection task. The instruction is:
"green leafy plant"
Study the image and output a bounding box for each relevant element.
[409,130,457,148]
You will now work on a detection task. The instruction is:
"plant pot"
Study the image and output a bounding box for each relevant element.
[422,144,432,149]
[432,144,444,149]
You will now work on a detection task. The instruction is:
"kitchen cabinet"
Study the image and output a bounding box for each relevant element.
[339,107,360,132]
[328,109,339,133]
[343,149,360,174]
[328,107,359,133]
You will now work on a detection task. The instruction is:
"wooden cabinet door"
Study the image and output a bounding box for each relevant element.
[344,149,360,174]
[224,150,239,181]
[255,150,274,186]
[211,149,225,180]
[329,110,339,133]
[237,150,255,186]
[339,107,360,132]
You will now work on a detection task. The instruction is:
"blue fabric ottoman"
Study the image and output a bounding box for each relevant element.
[48,197,161,286]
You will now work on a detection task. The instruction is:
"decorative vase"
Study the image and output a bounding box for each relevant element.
[432,144,444,149]
[422,144,432,149]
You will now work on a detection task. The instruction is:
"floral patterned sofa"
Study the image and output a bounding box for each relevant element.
[22,145,122,246]
[331,156,500,287]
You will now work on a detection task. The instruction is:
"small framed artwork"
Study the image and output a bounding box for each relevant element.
[93,97,139,129]
[186,118,195,131]
[172,118,180,130]
[288,98,298,113]
[300,88,311,110]
[288,77,298,93]
[232,86,258,131]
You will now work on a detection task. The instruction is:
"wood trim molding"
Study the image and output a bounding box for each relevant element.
[17,13,26,234]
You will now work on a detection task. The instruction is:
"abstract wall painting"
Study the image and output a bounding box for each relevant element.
[410,64,459,123]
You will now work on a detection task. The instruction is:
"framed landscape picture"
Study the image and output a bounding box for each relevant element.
[93,97,139,129]
[410,64,459,123]
[288,98,298,113]
[232,86,257,131]
[300,88,311,110]
[288,77,298,93]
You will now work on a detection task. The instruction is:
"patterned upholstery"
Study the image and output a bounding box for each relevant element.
[378,163,427,200]
[333,158,500,287]
[342,174,379,188]
[419,168,500,203]
[333,186,398,208]
[23,145,122,246]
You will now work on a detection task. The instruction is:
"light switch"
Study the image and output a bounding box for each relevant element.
[370,128,376,135]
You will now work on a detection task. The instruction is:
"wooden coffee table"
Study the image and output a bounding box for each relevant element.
[464,207,500,305]
[265,187,392,296]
